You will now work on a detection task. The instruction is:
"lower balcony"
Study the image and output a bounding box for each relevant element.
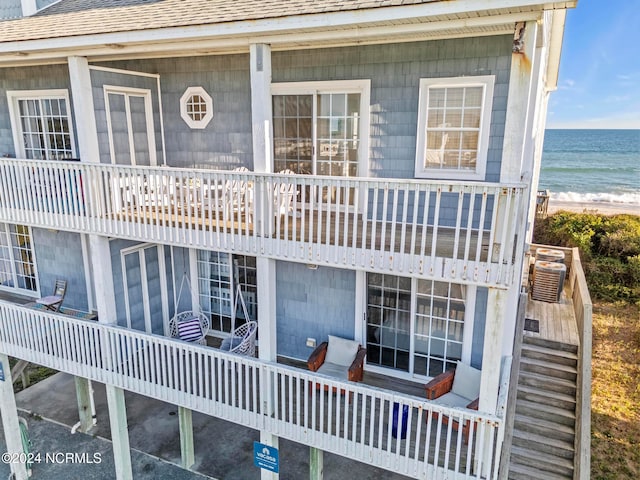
[0,300,507,479]
[0,159,526,287]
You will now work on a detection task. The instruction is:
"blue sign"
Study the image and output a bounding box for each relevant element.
[0,362,4,382]
[254,441,279,473]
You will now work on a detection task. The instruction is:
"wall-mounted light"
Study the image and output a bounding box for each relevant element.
[306,264,318,270]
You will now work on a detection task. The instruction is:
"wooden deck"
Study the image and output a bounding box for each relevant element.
[524,277,580,347]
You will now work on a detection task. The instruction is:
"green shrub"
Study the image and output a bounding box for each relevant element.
[533,213,640,304]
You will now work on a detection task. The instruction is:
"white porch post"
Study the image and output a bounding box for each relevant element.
[250,43,273,174]
[250,43,274,237]
[477,288,508,475]
[0,353,29,480]
[498,20,539,358]
[479,289,507,413]
[500,21,538,184]
[68,55,133,480]
[251,43,280,480]
[257,256,278,480]
[20,0,37,16]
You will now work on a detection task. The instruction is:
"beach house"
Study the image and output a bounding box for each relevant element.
[0,1,591,479]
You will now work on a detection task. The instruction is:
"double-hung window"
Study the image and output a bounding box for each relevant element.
[414,76,494,180]
[7,90,76,160]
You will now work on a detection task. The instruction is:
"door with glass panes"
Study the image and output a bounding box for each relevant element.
[366,274,472,379]
[272,81,368,208]
[121,244,168,335]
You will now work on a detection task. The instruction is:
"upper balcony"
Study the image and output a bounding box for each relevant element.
[0,159,526,287]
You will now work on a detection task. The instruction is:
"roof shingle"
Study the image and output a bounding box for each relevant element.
[0,0,439,44]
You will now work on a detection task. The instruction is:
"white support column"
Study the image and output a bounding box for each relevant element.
[69,55,132,480]
[179,406,195,469]
[256,257,277,361]
[479,288,507,414]
[20,0,37,16]
[0,354,29,480]
[250,43,273,236]
[250,43,273,174]
[478,288,508,477]
[256,256,278,479]
[500,21,539,184]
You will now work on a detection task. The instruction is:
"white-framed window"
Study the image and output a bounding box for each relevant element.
[414,76,494,180]
[180,86,213,129]
[366,273,474,379]
[0,223,38,295]
[6,90,76,160]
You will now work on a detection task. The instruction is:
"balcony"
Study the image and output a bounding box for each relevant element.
[0,159,526,287]
[0,299,507,479]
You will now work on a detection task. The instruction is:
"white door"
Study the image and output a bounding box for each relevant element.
[104,86,157,166]
[122,244,168,334]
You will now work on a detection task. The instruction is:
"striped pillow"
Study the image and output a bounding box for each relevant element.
[177,317,203,342]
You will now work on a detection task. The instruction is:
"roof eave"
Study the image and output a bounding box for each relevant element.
[0,0,576,67]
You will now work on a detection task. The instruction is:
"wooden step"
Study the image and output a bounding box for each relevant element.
[521,343,578,367]
[514,413,575,443]
[518,370,577,396]
[522,335,578,354]
[508,461,572,480]
[519,356,577,382]
[515,399,576,426]
[516,385,577,411]
[510,446,574,477]
[512,429,575,459]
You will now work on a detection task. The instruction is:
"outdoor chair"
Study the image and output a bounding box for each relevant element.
[274,169,298,216]
[35,279,67,312]
[219,320,258,357]
[307,335,367,386]
[168,311,210,345]
[424,361,481,442]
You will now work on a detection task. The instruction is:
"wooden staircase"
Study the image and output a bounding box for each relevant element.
[508,335,578,480]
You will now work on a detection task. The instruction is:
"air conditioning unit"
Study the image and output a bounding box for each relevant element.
[535,248,565,263]
[532,260,566,303]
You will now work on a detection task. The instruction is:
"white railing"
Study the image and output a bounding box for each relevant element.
[0,301,504,479]
[0,159,525,286]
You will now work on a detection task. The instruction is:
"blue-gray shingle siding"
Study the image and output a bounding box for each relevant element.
[0,64,74,158]
[32,228,89,312]
[276,261,356,360]
[273,36,512,182]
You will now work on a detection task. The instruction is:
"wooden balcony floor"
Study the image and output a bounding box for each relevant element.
[113,205,491,262]
[524,279,580,347]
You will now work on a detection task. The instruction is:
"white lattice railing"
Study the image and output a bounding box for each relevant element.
[0,301,504,479]
[0,159,525,286]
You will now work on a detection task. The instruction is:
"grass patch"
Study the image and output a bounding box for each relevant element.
[8,357,58,394]
[590,303,640,479]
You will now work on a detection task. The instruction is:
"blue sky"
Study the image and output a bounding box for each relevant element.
[547,0,640,129]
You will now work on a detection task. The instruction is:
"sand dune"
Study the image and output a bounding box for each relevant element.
[547,200,639,216]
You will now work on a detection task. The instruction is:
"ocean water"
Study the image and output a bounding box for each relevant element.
[540,129,640,206]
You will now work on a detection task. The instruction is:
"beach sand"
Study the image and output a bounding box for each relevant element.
[547,200,639,216]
